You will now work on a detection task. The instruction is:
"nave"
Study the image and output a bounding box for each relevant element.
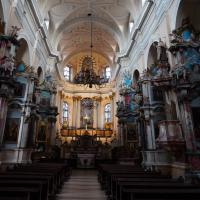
[56,170,106,200]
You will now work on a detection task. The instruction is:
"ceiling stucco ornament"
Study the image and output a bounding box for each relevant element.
[36,0,143,75]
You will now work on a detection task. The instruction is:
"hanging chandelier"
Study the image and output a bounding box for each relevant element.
[73,13,108,89]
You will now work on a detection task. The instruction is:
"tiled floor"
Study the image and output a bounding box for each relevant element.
[56,170,107,200]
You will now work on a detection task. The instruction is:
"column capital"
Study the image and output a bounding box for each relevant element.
[77,96,82,101]
[93,96,102,102]
[72,96,79,101]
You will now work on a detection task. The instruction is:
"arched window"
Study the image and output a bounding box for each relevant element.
[105,66,111,79]
[142,0,146,6]
[129,21,134,33]
[104,104,111,123]
[64,66,71,81]
[44,18,49,30]
[62,102,69,124]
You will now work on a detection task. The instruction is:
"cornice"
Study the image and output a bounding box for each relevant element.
[116,0,154,64]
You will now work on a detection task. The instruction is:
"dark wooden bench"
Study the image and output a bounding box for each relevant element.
[0,173,54,195]
[0,186,41,200]
[122,188,200,200]
[0,180,48,200]
[112,177,178,200]
[118,181,200,200]
[0,163,69,200]
[106,172,168,197]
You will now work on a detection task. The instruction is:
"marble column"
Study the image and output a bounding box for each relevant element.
[182,100,196,151]
[146,119,156,150]
[0,98,8,144]
[93,97,98,129]
[72,96,77,128]
[60,93,64,126]
[76,96,81,128]
[109,93,115,130]
[18,78,35,148]
[96,97,102,129]
[120,124,124,146]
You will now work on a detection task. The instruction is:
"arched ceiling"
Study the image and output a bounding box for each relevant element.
[38,0,143,69]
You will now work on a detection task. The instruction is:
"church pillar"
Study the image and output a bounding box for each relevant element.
[18,78,35,148]
[72,96,77,128]
[60,93,64,127]
[109,93,115,130]
[181,100,196,151]
[76,96,81,128]
[121,124,124,146]
[93,97,98,129]
[97,97,103,128]
[0,98,8,144]
[146,120,156,150]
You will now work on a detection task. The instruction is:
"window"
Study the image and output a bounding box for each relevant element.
[105,66,111,79]
[62,102,69,124]
[142,0,146,6]
[64,66,70,81]
[44,19,49,30]
[129,21,134,33]
[104,104,111,123]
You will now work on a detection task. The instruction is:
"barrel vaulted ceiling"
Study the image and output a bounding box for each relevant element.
[37,0,143,68]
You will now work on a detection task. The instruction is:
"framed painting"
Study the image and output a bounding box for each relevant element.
[4,118,21,143]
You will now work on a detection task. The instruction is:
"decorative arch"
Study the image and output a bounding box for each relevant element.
[17,34,33,65]
[143,37,159,69]
[169,0,182,31]
[174,0,200,30]
[147,42,158,69]
[37,67,44,83]
[132,69,140,88]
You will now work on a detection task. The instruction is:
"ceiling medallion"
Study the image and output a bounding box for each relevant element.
[73,13,108,89]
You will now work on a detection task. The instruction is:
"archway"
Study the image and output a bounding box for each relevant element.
[147,43,158,70]
[37,67,43,83]
[15,38,30,65]
[176,0,200,30]
[132,69,140,88]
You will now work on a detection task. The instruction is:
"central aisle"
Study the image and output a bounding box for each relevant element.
[56,170,107,200]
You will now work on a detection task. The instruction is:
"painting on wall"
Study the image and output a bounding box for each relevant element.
[127,123,137,141]
[40,91,51,106]
[4,118,21,143]
[36,122,47,142]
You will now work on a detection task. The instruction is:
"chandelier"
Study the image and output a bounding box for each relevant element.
[73,13,108,89]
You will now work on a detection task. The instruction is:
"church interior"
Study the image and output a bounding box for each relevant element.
[0,0,200,199]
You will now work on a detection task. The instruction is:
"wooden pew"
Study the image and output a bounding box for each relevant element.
[112,177,177,200]
[0,173,55,195]
[122,188,200,200]
[0,162,69,199]
[0,180,48,200]
[0,186,41,200]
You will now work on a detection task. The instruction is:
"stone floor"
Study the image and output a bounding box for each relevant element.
[56,170,107,200]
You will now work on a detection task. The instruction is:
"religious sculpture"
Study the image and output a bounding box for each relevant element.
[149,39,170,79]
[169,18,200,80]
